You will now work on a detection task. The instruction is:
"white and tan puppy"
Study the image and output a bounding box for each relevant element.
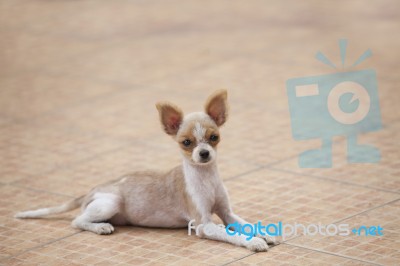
[15,90,276,251]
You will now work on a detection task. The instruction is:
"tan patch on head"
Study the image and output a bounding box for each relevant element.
[177,132,196,158]
[176,112,220,159]
[205,128,220,147]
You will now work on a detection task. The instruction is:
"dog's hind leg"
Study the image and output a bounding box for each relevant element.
[72,193,121,235]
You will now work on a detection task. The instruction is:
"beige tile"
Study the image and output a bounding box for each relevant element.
[287,200,400,265]
[270,122,400,193]
[10,132,260,196]
[223,168,398,225]
[0,123,129,181]
[0,185,78,259]
[4,227,251,265]
[0,73,121,120]
[40,33,224,86]
[1,0,399,265]
[1,1,217,40]
[34,87,177,140]
[0,1,73,32]
[0,28,120,79]
[228,244,369,265]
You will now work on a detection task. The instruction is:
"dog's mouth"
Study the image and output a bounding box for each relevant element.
[200,158,211,164]
[191,158,213,165]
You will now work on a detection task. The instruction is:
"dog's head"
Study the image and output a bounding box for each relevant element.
[156,90,228,165]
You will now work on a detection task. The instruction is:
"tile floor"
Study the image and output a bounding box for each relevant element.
[1,1,399,265]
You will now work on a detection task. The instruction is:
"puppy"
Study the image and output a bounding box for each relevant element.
[15,90,276,251]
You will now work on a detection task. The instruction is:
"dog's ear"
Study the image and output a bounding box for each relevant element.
[205,89,228,126]
[156,102,184,135]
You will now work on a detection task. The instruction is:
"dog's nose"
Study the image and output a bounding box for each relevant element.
[199,150,210,159]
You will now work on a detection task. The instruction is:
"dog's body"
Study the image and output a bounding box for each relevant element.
[16,90,276,251]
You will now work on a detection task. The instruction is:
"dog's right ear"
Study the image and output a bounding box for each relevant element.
[156,102,184,135]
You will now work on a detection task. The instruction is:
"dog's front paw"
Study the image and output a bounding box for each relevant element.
[94,223,114,235]
[246,237,269,252]
[258,235,280,246]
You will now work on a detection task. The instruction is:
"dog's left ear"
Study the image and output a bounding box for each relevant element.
[205,89,228,127]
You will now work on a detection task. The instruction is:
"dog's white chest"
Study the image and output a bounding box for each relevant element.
[183,161,220,217]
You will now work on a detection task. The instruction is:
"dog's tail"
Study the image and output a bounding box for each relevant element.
[15,196,85,219]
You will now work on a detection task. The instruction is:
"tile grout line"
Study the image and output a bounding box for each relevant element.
[0,79,150,129]
[279,197,400,264]
[221,243,285,265]
[332,197,400,224]
[267,167,400,195]
[8,148,282,199]
[224,153,400,196]
[3,163,397,262]
[284,243,383,266]
[257,120,400,194]
[226,242,382,266]
[0,31,138,128]
[283,197,400,244]
[224,174,400,265]
[223,128,385,184]
[0,43,235,130]
[220,252,255,266]
[0,231,83,263]
[4,139,152,201]
[0,5,398,265]
[7,137,148,189]
[223,154,301,182]
[223,166,266,182]
[4,149,397,261]
[2,158,296,264]
[2,120,397,263]
[10,184,74,199]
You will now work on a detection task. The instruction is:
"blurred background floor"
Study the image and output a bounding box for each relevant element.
[0,0,399,265]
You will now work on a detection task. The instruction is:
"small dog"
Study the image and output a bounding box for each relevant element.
[16,90,276,251]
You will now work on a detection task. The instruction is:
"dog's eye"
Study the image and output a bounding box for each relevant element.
[182,139,191,146]
[210,134,219,141]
